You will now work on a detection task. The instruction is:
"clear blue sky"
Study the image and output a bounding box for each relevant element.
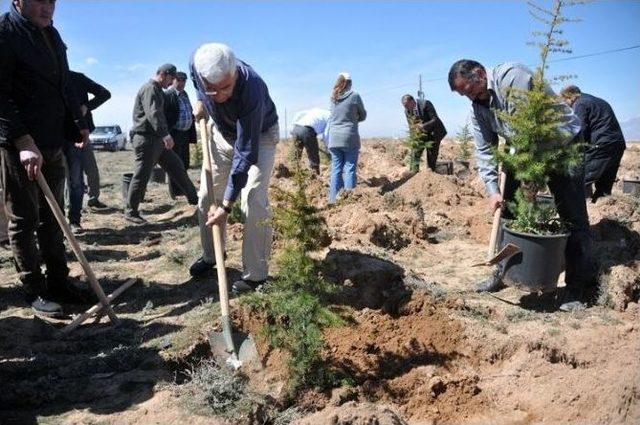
[6,0,639,138]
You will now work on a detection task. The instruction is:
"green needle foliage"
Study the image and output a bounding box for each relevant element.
[456,121,473,162]
[405,114,433,167]
[242,148,342,395]
[495,0,584,234]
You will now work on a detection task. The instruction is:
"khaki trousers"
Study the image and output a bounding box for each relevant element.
[198,123,279,282]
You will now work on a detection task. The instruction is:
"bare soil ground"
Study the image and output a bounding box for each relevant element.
[1,140,639,425]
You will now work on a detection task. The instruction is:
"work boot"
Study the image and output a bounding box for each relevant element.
[30,296,63,318]
[559,288,586,312]
[232,279,265,295]
[474,268,505,293]
[87,199,108,209]
[47,278,97,304]
[124,211,147,225]
[190,257,215,278]
[70,222,85,236]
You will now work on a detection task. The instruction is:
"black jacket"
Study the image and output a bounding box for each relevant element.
[405,99,447,143]
[573,93,625,147]
[0,4,86,149]
[164,87,196,143]
[69,71,111,133]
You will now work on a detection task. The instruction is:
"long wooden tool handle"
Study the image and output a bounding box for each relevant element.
[198,119,231,318]
[487,171,507,261]
[62,278,137,334]
[36,172,118,324]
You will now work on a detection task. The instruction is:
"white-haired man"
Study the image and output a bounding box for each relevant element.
[189,43,279,294]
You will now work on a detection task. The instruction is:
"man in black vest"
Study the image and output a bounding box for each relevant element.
[401,94,447,172]
[66,71,111,234]
[164,71,196,199]
[560,85,627,202]
[0,0,91,317]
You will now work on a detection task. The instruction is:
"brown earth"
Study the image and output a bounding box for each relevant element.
[0,140,639,424]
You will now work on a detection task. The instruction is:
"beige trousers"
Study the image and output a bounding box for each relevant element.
[198,123,279,282]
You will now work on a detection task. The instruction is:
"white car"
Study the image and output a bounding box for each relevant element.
[90,125,127,151]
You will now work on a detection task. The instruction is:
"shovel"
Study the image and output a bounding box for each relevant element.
[198,118,258,370]
[474,170,521,267]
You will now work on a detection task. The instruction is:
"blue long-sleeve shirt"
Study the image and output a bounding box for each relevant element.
[469,62,581,195]
[190,59,278,202]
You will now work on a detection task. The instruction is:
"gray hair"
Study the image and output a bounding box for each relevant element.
[193,43,237,84]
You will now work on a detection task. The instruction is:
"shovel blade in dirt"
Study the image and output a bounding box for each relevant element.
[209,320,259,369]
[472,243,520,267]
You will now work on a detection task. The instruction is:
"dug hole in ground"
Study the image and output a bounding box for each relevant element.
[0,139,639,424]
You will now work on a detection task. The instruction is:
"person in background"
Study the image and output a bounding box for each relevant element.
[290,108,331,174]
[125,63,198,224]
[0,0,92,317]
[560,85,627,202]
[401,93,447,172]
[327,72,366,204]
[0,186,8,247]
[189,43,279,294]
[164,71,197,199]
[66,70,111,234]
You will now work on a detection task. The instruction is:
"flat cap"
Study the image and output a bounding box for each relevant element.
[157,63,177,76]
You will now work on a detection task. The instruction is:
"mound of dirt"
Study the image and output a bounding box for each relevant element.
[293,401,407,425]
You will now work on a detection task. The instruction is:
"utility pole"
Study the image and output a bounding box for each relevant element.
[284,107,288,142]
[417,74,425,102]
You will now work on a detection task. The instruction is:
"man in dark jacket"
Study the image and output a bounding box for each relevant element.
[0,0,91,317]
[125,63,198,224]
[164,71,196,199]
[401,94,447,172]
[66,71,111,233]
[560,85,627,202]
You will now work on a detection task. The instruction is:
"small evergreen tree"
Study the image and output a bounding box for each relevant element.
[495,0,584,234]
[456,121,473,162]
[405,114,433,170]
[242,148,342,395]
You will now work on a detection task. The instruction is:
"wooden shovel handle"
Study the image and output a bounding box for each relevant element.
[35,172,118,323]
[487,171,507,261]
[198,119,231,318]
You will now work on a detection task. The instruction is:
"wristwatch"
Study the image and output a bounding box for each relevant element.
[222,204,232,214]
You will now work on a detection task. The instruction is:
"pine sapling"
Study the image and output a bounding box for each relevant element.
[456,121,473,162]
[495,0,584,234]
[242,148,342,395]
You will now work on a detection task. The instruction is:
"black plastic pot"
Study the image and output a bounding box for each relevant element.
[622,179,640,197]
[435,160,454,175]
[122,172,133,203]
[151,167,166,184]
[501,224,569,292]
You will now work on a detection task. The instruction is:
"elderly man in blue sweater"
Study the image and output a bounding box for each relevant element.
[189,43,279,294]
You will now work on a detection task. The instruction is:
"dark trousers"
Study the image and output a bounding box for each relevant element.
[66,144,102,223]
[585,142,626,199]
[410,138,441,172]
[126,134,198,214]
[65,145,84,224]
[1,146,68,301]
[168,128,191,197]
[502,162,597,291]
[292,125,320,173]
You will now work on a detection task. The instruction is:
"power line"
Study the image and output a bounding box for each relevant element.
[362,44,640,96]
[548,44,640,63]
